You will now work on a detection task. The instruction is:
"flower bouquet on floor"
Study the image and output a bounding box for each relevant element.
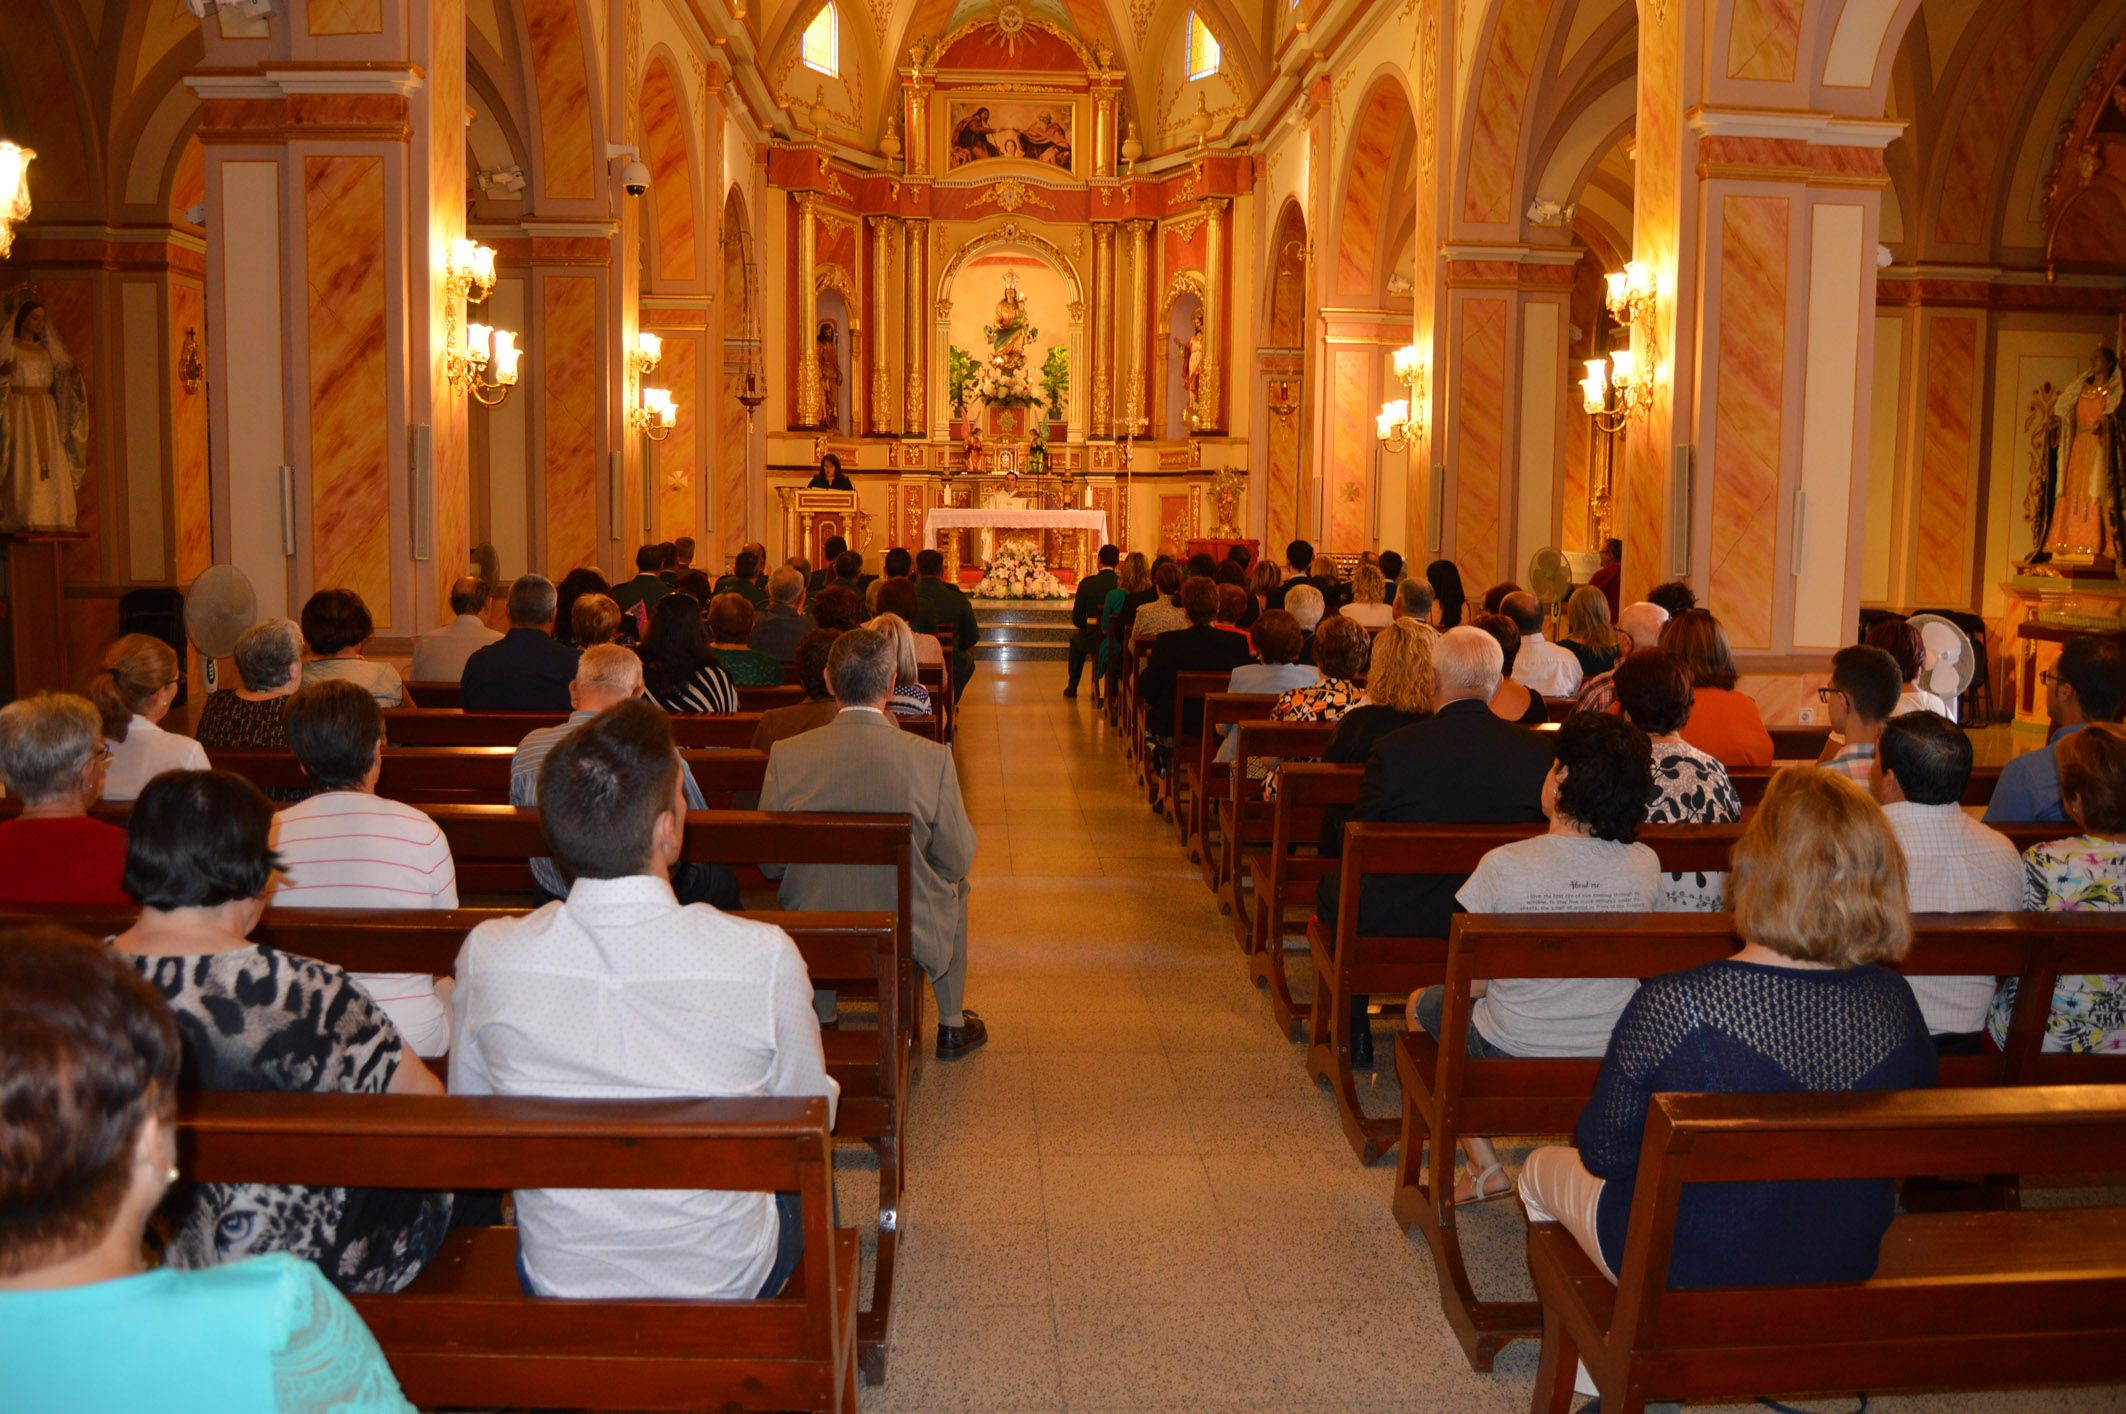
[974,542,1068,599]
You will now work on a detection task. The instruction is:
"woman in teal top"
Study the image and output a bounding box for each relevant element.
[0,926,412,1414]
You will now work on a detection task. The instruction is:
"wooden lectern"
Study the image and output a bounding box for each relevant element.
[2,532,85,700]
[793,490,863,565]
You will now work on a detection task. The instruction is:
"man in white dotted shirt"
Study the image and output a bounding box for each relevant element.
[450,700,837,1299]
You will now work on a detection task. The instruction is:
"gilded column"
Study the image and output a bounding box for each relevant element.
[1092,224,1115,437]
[871,217,896,434]
[903,219,928,437]
[904,59,934,179]
[796,193,820,428]
[1125,220,1150,432]
[1198,198,1227,431]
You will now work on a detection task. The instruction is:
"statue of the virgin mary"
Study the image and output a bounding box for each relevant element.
[0,291,89,533]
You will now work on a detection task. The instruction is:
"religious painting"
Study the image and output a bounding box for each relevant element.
[946,99,1076,172]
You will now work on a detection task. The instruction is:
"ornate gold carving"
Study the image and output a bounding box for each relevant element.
[1068,300,1085,322]
[1093,369,1111,429]
[824,170,854,201]
[967,178,1055,214]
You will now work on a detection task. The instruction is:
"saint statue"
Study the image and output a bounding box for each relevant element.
[0,295,88,534]
[814,321,842,434]
[2029,345,2124,568]
[1174,312,1205,420]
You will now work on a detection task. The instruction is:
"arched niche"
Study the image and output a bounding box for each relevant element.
[930,223,1087,438]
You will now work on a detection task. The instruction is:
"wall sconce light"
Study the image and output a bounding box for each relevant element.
[1267,378,1298,422]
[442,239,517,406]
[1603,260,1656,327]
[1581,261,1660,431]
[629,386,678,441]
[629,331,663,377]
[0,141,34,259]
[1376,342,1427,452]
[178,327,204,394]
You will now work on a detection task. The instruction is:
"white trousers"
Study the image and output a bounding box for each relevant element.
[1520,1145,1614,1402]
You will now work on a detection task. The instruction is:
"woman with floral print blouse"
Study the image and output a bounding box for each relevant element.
[1987,722,2126,1053]
[1612,647,1741,912]
[1260,616,1372,797]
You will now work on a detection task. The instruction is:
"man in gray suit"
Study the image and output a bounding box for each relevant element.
[410,576,502,681]
[758,627,986,1058]
[748,567,817,663]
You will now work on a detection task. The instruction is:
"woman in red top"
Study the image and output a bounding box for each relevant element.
[0,692,130,905]
[1660,609,1774,767]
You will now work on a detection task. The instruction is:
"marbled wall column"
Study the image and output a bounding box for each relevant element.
[189,0,467,642]
[1092,224,1116,437]
[795,194,820,428]
[1625,1,1895,658]
[1125,220,1151,434]
[1198,199,1227,431]
[510,231,616,577]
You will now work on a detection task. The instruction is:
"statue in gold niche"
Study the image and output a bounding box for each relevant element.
[2027,345,2124,573]
[0,292,88,533]
[814,321,842,434]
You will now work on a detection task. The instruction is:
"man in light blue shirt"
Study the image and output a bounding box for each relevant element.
[1984,632,2126,823]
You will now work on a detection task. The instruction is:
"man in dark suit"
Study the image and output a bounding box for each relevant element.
[712,549,770,610]
[459,574,582,712]
[611,543,670,621]
[1266,538,1333,611]
[1316,622,1553,939]
[1064,543,1120,699]
[808,536,850,594]
[748,567,817,663]
[829,549,874,596]
[913,548,980,701]
[1139,577,1254,740]
[807,452,855,490]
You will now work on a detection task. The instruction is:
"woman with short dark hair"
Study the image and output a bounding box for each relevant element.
[194,621,306,803]
[110,771,451,1296]
[638,593,739,713]
[0,926,416,1411]
[298,588,407,707]
[1473,612,1547,725]
[1613,647,1741,911]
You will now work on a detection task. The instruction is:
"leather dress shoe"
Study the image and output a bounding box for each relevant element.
[1352,1026,1375,1067]
[935,1010,989,1060]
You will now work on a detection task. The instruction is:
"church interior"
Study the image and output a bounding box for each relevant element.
[4,0,2126,1410]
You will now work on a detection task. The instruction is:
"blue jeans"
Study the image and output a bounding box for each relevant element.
[1411,985,1514,1059]
[515,1190,805,1299]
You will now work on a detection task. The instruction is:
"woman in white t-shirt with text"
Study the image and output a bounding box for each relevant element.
[90,634,209,801]
[1407,711,1661,1202]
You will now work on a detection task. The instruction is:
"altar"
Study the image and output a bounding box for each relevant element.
[922,507,1110,579]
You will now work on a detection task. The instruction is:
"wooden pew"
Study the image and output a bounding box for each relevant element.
[1527,1085,2126,1413]
[1159,670,1233,835]
[379,709,933,749]
[207,746,769,806]
[917,661,951,742]
[1388,909,2126,1370]
[1127,636,1157,776]
[402,679,461,708]
[1218,721,1337,937]
[1245,762,1365,1033]
[736,684,806,713]
[1726,763,2003,807]
[1186,692,1279,885]
[1769,723,1832,759]
[1311,822,1742,1163]
[179,1091,859,1412]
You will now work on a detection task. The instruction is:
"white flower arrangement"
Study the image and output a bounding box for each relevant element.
[974,542,1069,599]
[973,360,1042,408]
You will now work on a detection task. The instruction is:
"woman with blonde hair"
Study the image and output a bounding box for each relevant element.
[86,634,207,801]
[570,592,622,649]
[1559,584,1621,682]
[1340,562,1394,630]
[866,612,933,717]
[1518,767,1934,1297]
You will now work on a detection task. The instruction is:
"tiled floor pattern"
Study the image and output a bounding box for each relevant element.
[851,659,2120,1414]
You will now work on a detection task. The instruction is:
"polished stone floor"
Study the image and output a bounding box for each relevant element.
[856,658,2120,1414]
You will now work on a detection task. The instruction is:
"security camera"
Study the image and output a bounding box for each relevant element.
[607,144,651,198]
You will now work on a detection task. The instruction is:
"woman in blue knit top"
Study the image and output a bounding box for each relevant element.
[1518,766,1937,1292]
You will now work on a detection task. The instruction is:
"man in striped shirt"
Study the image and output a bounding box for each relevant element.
[271,679,459,1056]
[1820,645,1901,784]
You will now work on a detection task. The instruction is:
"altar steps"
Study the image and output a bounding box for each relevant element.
[969,599,1075,662]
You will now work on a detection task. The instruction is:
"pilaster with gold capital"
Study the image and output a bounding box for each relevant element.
[871,216,897,434]
[1197,198,1228,432]
[796,192,821,428]
[903,219,928,436]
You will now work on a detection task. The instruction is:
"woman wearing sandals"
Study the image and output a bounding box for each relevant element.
[1405,712,1660,1203]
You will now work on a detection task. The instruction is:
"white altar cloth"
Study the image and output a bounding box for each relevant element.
[920,507,1111,545]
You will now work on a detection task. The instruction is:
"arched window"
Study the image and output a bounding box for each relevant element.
[1186,11,1221,80]
[802,3,839,76]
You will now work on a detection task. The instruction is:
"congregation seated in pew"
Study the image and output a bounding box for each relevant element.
[1471,612,1549,726]
[1987,721,2126,1054]
[299,588,407,709]
[1985,629,2126,824]
[0,691,128,905]
[511,645,739,909]
[273,681,459,1057]
[867,612,934,718]
[91,633,207,801]
[1818,643,1903,780]
[0,927,416,1413]
[1661,607,1772,766]
[460,574,580,713]
[1572,598,1667,715]
[114,771,453,1294]
[1139,577,1254,742]
[1613,646,1741,911]
[706,593,786,687]
[452,700,836,1301]
[194,620,307,802]
[1873,709,2023,1048]
[751,628,844,753]
[552,567,613,650]
[1518,768,1935,1303]
[408,575,502,683]
[748,566,817,663]
[1409,712,1660,1204]
[640,592,740,714]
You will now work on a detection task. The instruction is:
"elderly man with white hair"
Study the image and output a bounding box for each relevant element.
[1314,624,1555,1063]
[509,643,737,908]
[1573,600,1669,716]
[749,566,817,663]
[0,692,127,906]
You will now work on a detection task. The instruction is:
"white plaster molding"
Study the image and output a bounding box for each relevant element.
[1440,243,1584,266]
[1686,107,1905,149]
[185,70,426,101]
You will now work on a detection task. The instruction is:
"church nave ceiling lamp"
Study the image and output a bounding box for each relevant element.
[442,239,519,407]
[1376,343,1428,453]
[0,141,33,259]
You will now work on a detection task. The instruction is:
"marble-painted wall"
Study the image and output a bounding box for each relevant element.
[542,275,602,575]
[1460,0,1549,226]
[1327,347,1374,551]
[1706,194,1789,651]
[1454,297,1507,592]
[304,155,392,616]
[524,0,597,203]
[1914,313,1979,607]
[655,335,700,540]
[1725,0,1803,82]
[172,279,212,584]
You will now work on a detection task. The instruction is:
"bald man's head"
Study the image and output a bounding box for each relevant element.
[448,576,489,616]
[1502,591,1544,635]
[1617,601,1668,651]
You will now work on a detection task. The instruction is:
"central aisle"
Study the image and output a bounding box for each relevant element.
[864,656,1542,1413]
